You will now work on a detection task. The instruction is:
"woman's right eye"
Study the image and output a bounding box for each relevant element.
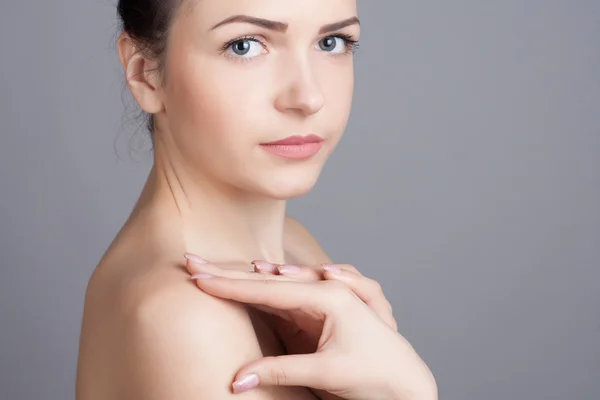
[223,37,267,60]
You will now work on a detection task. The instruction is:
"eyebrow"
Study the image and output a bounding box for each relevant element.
[210,15,360,34]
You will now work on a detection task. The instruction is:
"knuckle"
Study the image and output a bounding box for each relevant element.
[269,367,287,386]
[356,277,384,303]
[367,278,384,295]
[385,300,394,313]
[323,280,356,308]
[342,264,360,274]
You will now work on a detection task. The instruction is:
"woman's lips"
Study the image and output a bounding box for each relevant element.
[260,134,324,159]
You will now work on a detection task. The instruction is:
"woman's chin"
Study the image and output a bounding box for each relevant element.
[262,175,320,200]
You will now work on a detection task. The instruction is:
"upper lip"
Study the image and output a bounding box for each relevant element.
[261,134,324,145]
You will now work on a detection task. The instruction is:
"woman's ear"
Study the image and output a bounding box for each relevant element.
[117,32,164,114]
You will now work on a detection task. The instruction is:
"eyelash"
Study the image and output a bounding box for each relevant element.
[218,33,360,60]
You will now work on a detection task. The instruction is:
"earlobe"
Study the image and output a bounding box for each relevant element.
[117,33,164,114]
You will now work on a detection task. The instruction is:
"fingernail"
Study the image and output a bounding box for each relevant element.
[277,264,301,275]
[190,273,214,279]
[232,373,260,393]
[184,253,209,264]
[251,260,276,273]
[322,264,342,275]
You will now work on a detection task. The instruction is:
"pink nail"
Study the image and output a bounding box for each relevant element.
[184,253,208,264]
[278,265,301,274]
[232,373,260,392]
[252,260,276,273]
[323,264,342,275]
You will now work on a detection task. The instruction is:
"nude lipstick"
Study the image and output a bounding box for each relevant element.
[259,134,324,159]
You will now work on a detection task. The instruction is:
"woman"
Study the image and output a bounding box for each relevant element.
[76,0,436,398]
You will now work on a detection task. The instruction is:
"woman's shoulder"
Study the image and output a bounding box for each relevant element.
[77,217,327,398]
[84,215,326,316]
[284,216,333,265]
[86,215,329,305]
[85,240,250,333]
[80,251,285,398]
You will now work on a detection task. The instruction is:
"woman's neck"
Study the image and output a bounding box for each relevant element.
[128,151,288,266]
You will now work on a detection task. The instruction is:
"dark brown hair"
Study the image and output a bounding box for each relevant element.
[116,0,186,134]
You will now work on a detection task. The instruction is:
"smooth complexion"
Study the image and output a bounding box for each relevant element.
[77,1,361,399]
[120,0,359,266]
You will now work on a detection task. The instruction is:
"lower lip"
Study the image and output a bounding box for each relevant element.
[259,142,324,159]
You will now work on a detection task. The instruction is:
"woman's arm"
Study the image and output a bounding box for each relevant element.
[116,280,296,399]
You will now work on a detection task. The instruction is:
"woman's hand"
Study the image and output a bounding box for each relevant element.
[250,261,399,383]
[252,261,398,332]
[184,255,438,400]
[251,261,400,400]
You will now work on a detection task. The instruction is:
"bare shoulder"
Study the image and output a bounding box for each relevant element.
[78,255,289,399]
[117,268,262,398]
[77,218,328,399]
[284,216,332,265]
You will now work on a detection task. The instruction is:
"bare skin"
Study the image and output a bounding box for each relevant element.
[75,171,333,400]
[77,0,360,398]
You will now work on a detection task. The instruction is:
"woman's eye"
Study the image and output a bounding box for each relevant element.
[227,38,265,58]
[317,36,346,54]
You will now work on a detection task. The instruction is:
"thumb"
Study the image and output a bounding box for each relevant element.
[232,353,329,393]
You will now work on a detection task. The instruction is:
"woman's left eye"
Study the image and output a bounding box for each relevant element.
[316,35,358,54]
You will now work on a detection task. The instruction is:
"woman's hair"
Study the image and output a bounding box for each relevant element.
[117,0,185,135]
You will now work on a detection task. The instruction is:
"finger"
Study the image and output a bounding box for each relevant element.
[251,260,324,282]
[251,260,279,274]
[276,264,324,281]
[251,260,364,280]
[329,263,365,277]
[276,263,363,280]
[184,253,210,274]
[322,265,397,331]
[273,263,395,329]
[185,259,299,283]
[264,261,387,312]
[192,274,352,316]
[197,257,397,331]
[184,254,265,278]
[232,353,332,393]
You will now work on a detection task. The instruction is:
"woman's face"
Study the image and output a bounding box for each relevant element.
[157,0,359,199]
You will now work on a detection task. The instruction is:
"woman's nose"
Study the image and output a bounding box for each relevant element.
[274,58,325,117]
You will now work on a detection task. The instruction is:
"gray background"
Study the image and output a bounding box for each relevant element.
[1,1,599,399]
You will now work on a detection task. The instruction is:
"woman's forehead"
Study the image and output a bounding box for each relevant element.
[181,0,358,30]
